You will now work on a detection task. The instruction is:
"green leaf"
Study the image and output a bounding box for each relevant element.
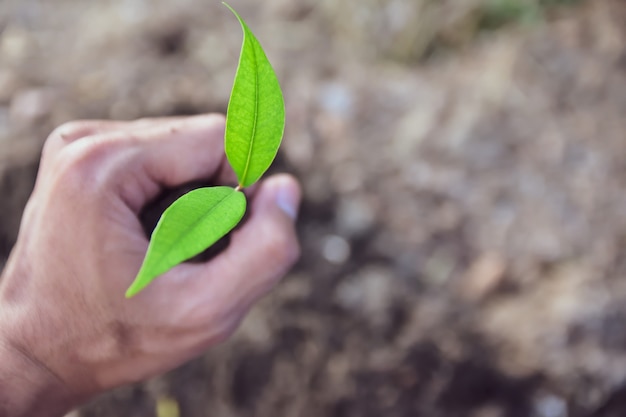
[126,186,246,298]
[224,3,285,188]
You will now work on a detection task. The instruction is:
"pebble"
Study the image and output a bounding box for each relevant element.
[459,252,506,301]
[336,195,376,236]
[335,266,394,318]
[282,131,315,169]
[0,107,10,140]
[0,70,22,104]
[9,88,57,127]
[321,234,351,265]
[331,161,364,193]
[534,395,568,417]
[318,82,354,118]
[0,26,34,63]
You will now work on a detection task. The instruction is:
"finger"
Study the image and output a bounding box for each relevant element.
[42,117,193,171]
[164,174,301,327]
[105,114,226,212]
[48,116,193,148]
[213,156,239,188]
[51,120,131,143]
[131,116,188,127]
[134,114,226,186]
[43,120,131,162]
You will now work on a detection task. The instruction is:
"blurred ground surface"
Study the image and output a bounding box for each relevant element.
[1,0,626,416]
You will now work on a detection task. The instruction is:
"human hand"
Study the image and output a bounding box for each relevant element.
[0,114,300,417]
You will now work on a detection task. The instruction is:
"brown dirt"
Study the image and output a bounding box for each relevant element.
[1,0,626,416]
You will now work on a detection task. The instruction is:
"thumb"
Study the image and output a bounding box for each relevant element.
[217,172,302,291]
[170,174,301,318]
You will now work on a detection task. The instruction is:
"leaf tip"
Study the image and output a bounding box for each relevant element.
[125,269,151,298]
[222,2,236,15]
[125,281,141,299]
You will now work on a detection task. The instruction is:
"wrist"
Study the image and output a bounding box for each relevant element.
[0,336,77,417]
[0,257,82,417]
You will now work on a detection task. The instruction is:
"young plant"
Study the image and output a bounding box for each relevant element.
[125,3,285,297]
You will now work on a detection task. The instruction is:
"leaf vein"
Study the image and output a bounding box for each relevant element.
[240,38,259,187]
[150,190,236,274]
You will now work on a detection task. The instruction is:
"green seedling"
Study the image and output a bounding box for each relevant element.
[125,3,285,297]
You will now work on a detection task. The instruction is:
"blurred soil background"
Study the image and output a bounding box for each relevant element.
[1,0,626,416]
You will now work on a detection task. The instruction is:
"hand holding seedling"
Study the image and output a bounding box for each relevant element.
[0,117,300,417]
[126,4,286,297]
[0,7,299,417]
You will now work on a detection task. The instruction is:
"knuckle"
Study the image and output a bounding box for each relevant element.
[42,121,83,160]
[42,120,111,165]
[40,138,57,165]
[54,138,123,192]
[70,135,121,165]
[63,144,101,173]
[50,120,84,141]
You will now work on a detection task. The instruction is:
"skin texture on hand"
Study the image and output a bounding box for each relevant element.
[0,114,301,417]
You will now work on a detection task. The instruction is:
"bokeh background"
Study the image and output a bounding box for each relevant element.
[1,0,626,416]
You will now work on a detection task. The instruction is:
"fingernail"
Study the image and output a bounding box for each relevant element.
[276,182,299,220]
